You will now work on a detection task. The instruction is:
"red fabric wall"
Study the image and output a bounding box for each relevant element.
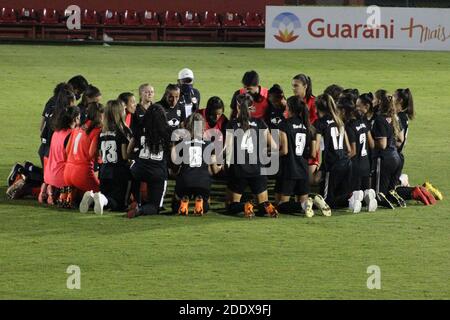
[1,0,285,14]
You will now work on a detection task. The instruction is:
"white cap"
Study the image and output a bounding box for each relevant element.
[178,68,194,80]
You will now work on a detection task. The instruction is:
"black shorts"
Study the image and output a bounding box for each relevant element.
[227,175,267,195]
[274,177,309,196]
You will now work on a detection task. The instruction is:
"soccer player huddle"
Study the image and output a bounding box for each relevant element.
[6,69,444,218]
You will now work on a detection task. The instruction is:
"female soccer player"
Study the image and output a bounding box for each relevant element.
[171,113,222,216]
[118,92,137,129]
[197,96,229,143]
[64,102,104,205]
[265,84,287,130]
[315,94,373,213]
[338,97,378,212]
[78,85,102,125]
[370,92,406,208]
[225,93,278,218]
[292,74,320,185]
[38,89,77,204]
[133,83,155,133]
[126,105,171,218]
[41,104,80,206]
[275,96,320,217]
[79,100,132,215]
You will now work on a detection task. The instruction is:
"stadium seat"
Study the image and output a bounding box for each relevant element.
[123,10,141,26]
[201,11,220,27]
[102,10,121,25]
[221,12,242,27]
[18,8,38,23]
[244,12,264,27]
[164,11,181,27]
[182,11,201,27]
[0,8,17,23]
[141,11,160,26]
[81,9,100,25]
[39,9,60,25]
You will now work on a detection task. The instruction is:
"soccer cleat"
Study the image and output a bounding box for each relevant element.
[178,197,189,216]
[38,183,48,204]
[418,186,436,205]
[93,192,105,215]
[349,190,364,213]
[363,189,378,212]
[6,176,26,199]
[389,190,407,208]
[193,196,204,216]
[304,197,314,218]
[244,201,255,219]
[264,202,279,218]
[423,182,443,201]
[376,192,395,209]
[7,163,24,187]
[313,194,332,217]
[57,188,68,208]
[411,187,430,205]
[79,190,94,213]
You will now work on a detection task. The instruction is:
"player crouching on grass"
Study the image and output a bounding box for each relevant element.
[337,95,378,213]
[63,102,104,207]
[170,113,223,216]
[79,100,132,215]
[42,102,80,207]
[126,105,171,219]
[275,96,328,217]
[224,93,279,218]
[315,94,376,213]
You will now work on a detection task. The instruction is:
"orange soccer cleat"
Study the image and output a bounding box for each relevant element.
[194,196,204,216]
[264,202,279,218]
[178,196,189,216]
[244,201,255,219]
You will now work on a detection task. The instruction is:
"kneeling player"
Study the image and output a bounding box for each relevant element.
[225,94,278,218]
[171,113,222,216]
[275,97,326,217]
[80,100,132,215]
[126,105,171,218]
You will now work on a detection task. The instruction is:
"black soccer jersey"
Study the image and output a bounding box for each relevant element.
[397,112,409,153]
[371,115,398,158]
[265,102,285,130]
[40,96,56,146]
[98,129,129,179]
[278,116,309,180]
[131,103,147,134]
[176,139,211,190]
[226,117,268,178]
[157,99,186,135]
[133,128,168,180]
[315,115,348,171]
[346,119,370,176]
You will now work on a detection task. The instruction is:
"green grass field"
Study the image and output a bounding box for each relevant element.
[0,45,449,300]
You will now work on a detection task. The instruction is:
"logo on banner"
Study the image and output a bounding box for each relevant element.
[272,12,301,43]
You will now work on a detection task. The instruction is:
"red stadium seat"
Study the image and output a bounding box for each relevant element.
[182,11,201,27]
[123,10,140,26]
[221,12,242,27]
[81,9,100,25]
[141,11,160,26]
[102,10,120,25]
[244,12,263,27]
[201,11,220,27]
[39,8,60,24]
[0,8,17,23]
[18,8,38,23]
[164,11,181,27]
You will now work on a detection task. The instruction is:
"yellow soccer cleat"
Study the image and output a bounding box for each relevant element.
[423,182,443,201]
